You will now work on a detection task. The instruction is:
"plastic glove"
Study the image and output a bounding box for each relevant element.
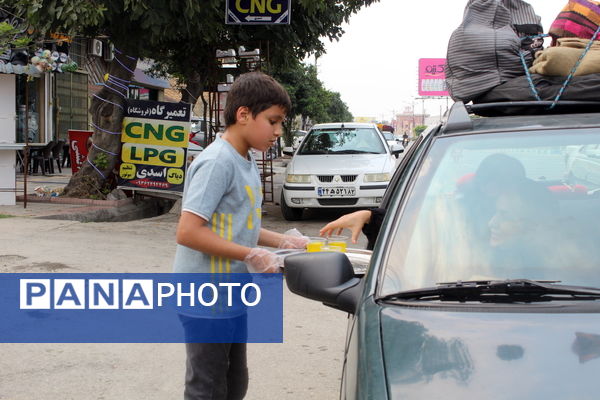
[244,248,283,273]
[278,228,310,249]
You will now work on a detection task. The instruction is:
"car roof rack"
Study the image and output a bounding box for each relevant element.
[441,100,600,134]
[441,102,473,134]
[467,101,600,117]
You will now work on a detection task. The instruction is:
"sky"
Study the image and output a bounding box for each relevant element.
[316,0,570,121]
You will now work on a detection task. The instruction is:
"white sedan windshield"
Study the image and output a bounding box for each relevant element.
[298,128,386,155]
[382,129,600,295]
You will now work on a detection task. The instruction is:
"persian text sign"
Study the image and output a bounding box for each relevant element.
[226,0,291,24]
[418,58,449,97]
[5,273,283,343]
[67,129,93,174]
[119,100,190,194]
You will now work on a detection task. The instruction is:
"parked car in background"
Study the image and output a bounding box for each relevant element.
[382,131,404,151]
[292,130,308,150]
[284,101,600,399]
[280,122,403,220]
[187,117,207,165]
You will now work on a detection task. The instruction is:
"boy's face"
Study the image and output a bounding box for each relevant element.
[242,105,286,152]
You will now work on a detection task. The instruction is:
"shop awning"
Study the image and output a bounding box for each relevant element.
[132,67,171,90]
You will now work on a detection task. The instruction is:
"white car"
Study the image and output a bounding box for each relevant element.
[280,122,403,220]
[382,131,404,151]
[292,130,307,149]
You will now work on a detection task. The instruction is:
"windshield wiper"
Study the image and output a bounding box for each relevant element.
[332,150,380,154]
[380,279,600,303]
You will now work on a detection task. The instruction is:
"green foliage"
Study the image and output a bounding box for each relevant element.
[0,214,15,218]
[274,60,353,138]
[414,125,427,136]
[93,152,108,170]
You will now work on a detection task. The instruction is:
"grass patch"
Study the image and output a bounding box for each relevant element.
[0,214,15,219]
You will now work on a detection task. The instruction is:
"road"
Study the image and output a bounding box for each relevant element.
[0,202,367,400]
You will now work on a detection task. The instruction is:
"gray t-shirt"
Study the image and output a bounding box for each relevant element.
[173,136,263,274]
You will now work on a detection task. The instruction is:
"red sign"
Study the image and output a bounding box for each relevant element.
[418,58,449,97]
[67,129,93,174]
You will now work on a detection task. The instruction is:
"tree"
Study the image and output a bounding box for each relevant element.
[414,125,427,136]
[272,61,353,147]
[6,0,378,198]
[326,91,353,123]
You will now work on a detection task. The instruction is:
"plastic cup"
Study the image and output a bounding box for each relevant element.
[327,235,347,252]
[306,237,326,252]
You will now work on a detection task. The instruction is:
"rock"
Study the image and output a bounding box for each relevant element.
[106,189,128,201]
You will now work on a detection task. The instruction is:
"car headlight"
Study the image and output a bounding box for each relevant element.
[363,173,391,182]
[286,174,311,183]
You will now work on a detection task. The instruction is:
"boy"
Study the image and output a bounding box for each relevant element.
[173,71,306,399]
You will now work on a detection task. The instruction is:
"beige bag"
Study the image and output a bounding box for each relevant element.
[529,37,600,76]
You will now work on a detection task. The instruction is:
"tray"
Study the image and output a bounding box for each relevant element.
[275,248,372,275]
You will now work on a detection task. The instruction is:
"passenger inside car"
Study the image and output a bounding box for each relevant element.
[485,181,559,275]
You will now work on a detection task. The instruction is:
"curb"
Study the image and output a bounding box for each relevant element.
[16,195,133,207]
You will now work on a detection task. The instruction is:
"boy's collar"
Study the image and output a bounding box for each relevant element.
[221,130,251,158]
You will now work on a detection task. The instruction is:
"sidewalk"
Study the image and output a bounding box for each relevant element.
[1,170,136,220]
[2,158,290,220]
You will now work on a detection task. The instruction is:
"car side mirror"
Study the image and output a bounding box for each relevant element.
[391,144,404,158]
[282,146,294,156]
[284,252,363,314]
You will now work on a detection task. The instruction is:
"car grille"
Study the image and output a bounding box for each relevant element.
[318,198,358,206]
[317,175,358,183]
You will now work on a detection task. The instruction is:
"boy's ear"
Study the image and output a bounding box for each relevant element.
[236,106,250,124]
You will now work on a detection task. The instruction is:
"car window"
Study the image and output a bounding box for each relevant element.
[298,128,386,155]
[381,129,600,295]
[383,132,395,141]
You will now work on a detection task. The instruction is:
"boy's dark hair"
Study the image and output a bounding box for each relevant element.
[224,72,291,127]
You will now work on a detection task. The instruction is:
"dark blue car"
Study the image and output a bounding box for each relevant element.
[285,101,600,399]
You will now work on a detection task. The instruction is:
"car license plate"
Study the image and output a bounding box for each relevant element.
[317,187,356,197]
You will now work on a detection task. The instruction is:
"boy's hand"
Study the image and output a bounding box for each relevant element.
[278,235,309,249]
[244,248,283,273]
[278,228,309,249]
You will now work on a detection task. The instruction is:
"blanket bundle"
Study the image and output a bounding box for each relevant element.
[530,37,600,76]
[549,0,600,44]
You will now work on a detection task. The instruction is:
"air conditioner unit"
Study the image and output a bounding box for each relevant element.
[104,42,114,61]
[89,39,103,57]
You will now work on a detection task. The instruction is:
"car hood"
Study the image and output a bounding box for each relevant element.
[288,154,392,175]
[380,305,600,399]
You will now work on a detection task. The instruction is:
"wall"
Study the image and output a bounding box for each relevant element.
[0,74,17,205]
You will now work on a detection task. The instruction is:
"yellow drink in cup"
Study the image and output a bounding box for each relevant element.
[306,237,326,252]
[327,235,347,252]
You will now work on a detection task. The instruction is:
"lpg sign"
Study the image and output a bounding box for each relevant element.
[118,100,191,194]
[226,0,291,24]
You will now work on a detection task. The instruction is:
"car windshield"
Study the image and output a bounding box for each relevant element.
[298,128,386,155]
[383,132,395,141]
[381,128,600,296]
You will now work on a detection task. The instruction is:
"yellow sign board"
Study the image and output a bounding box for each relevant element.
[121,117,189,148]
[121,143,185,168]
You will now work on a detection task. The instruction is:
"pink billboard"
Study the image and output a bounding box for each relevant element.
[418,58,449,97]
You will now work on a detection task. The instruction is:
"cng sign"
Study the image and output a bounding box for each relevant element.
[119,99,190,194]
[226,0,291,24]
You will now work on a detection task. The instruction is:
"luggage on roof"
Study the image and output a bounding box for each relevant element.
[446,0,543,103]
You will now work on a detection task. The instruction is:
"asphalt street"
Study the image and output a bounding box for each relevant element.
[0,200,368,400]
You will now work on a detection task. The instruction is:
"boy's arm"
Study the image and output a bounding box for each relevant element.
[258,228,286,248]
[259,228,309,249]
[176,211,251,261]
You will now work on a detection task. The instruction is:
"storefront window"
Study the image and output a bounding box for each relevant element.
[55,71,89,141]
[15,75,44,143]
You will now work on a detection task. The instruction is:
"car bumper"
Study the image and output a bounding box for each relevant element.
[282,184,387,208]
